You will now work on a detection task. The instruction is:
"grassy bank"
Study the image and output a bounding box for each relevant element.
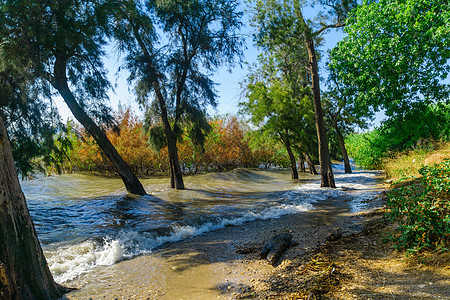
[383,142,450,183]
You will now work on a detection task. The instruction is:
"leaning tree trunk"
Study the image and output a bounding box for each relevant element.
[0,115,67,299]
[334,124,352,174]
[282,136,298,179]
[295,1,335,187]
[305,39,335,187]
[51,58,146,195]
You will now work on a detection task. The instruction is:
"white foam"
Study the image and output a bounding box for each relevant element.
[46,201,314,283]
[45,238,125,283]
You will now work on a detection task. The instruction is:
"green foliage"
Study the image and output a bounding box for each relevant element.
[329,0,450,116]
[386,160,450,254]
[247,130,290,168]
[421,159,450,198]
[2,0,114,114]
[346,102,450,169]
[0,45,70,176]
[115,0,244,143]
[147,125,167,152]
[380,102,450,150]
[345,130,385,169]
[240,70,317,162]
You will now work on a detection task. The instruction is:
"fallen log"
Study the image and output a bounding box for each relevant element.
[260,233,292,265]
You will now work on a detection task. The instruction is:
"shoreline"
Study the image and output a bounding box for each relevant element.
[64,175,385,299]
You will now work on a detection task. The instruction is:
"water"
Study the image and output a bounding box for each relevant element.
[22,167,382,283]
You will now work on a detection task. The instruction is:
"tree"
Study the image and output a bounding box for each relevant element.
[241,59,316,179]
[248,130,290,168]
[329,0,450,117]
[0,47,66,299]
[251,0,359,187]
[0,116,68,299]
[111,0,244,189]
[2,0,147,195]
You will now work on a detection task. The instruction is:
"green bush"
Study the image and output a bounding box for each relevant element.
[386,159,450,254]
[345,102,450,170]
[421,159,450,198]
[345,130,385,169]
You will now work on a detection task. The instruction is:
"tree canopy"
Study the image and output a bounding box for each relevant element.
[329,0,450,116]
[0,48,68,176]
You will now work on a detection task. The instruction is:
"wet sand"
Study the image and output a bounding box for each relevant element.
[64,174,385,299]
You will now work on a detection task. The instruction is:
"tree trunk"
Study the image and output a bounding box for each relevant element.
[294,2,335,187]
[169,157,175,188]
[305,39,336,187]
[167,135,185,189]
[51,58,147,195]
[334,124,352,174]
[298,155,306,173]
[152,80,185,190]
[0,115,67,299]
[282,136,298,179]
[303,152,318,175]
[260,233,292,266]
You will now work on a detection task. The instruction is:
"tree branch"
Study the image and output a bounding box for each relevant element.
[314,23,345,36]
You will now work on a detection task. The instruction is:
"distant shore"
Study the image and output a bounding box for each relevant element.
[64,174,385,299]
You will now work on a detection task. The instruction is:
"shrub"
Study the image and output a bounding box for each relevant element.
[386,159,450,254]
[345,130,385,169]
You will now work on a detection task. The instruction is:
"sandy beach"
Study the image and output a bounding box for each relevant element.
[63,173,385,299]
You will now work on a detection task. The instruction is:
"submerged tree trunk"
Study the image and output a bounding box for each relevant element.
[299,155,306,173]
[303,152,318,175]
[0,115,67,299]
[282,136,298,179]
[153,81,185,190]
[51,58,147,195]
[167,135,185,189]
[334,124,352,174]
[169,157,175,188]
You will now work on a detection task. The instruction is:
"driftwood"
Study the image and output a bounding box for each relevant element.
[260,233,292,265]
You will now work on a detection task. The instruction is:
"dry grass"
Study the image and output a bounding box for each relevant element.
[383,142,450,182]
